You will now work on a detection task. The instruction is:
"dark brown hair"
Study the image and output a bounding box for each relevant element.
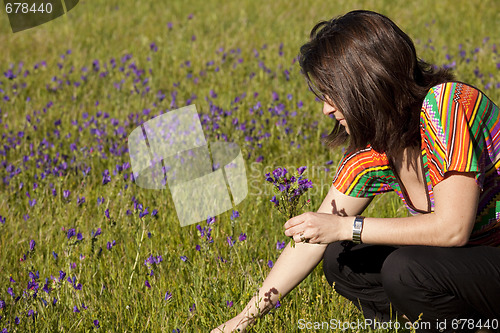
[299,10,454,158]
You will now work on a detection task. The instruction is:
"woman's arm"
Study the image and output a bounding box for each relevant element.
[285,172,480,247]
[211,184,372,333]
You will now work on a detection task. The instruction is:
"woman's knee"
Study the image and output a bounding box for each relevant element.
[380,246,434,307]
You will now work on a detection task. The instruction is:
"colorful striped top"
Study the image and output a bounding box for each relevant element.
[332,82,500,246]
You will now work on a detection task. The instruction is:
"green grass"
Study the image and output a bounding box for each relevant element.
[1,0,499,331]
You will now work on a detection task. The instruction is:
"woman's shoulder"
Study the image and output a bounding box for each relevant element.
[333,146,393,197]
[424,81,487,105]
[421,81,493,119]
[337,146,390,170]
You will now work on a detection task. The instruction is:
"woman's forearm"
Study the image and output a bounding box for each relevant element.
[338,213,470,247]
[237,242,327,322]
[337,173,480,247]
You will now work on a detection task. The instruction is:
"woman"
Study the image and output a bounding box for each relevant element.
[213,10,500,332]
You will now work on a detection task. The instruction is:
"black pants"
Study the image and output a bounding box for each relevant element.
[322,241,500,332]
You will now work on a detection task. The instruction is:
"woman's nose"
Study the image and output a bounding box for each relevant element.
[323,102,335,116]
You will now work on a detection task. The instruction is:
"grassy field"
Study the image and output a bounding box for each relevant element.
[1,0,499,331]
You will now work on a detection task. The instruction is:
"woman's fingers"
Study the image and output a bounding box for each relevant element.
[284,212,314,238]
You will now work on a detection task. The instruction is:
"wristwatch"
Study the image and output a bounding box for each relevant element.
[352,215,365,244]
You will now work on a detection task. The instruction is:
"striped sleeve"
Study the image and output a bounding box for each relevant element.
[420,82,487,187]
[332,147,394,197]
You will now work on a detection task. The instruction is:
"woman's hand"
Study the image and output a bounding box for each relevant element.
[284,212,350,244]
[211,314,252,333]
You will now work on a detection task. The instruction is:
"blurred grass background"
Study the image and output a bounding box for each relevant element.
[0,0,499,331]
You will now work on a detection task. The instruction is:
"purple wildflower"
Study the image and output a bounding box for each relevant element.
[180,256,187,262]
[231,210,240,220]
[102,169,111,185]
[29,239,36,252]
[139,207,149,218]
[267,260,274,268]
[238,233,247,241]
[92,228,102,238]
[226,301,233,307]
[276,241,286,250]
[77,196,85,205]
[165,291,172,301]
[67,229,76,239]
[145,280,151,289]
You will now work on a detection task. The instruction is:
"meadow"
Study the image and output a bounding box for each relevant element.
[1,0,500,331]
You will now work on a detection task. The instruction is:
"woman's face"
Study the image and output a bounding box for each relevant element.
[323,100,349,134]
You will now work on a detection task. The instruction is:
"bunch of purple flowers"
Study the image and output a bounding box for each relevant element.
[266,166,313,246]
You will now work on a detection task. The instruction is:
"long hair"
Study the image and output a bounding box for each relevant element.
[299,10,454,158]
